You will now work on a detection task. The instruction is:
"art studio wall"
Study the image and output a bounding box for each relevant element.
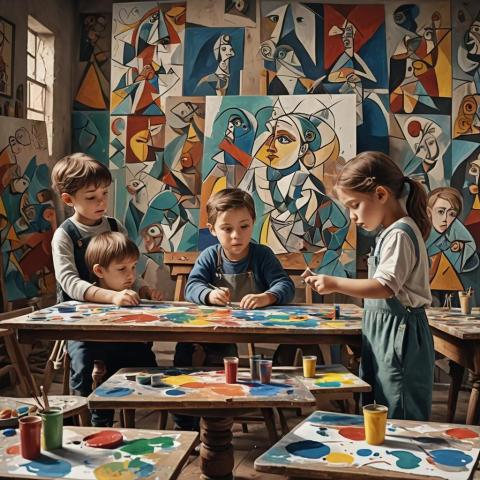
[73,0,480,305]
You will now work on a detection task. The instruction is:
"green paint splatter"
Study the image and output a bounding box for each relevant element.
[387,450,422,469]
[113,451,121,459]
[120,436,175,455]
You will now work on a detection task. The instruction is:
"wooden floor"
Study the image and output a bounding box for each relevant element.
[0,341,474,479]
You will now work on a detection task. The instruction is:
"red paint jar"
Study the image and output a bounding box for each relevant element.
[224,357,239,384]
[19,415,42,460]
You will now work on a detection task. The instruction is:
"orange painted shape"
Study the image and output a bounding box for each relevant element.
[446,428,479,439]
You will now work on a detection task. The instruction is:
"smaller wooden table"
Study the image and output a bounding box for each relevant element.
[255,410,480,479]
[88,367,316,480]
[0,426,197,479]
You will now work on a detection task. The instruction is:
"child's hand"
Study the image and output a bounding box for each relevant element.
[304,275,336,294]
[240,292,275,309]
[208,287,230,306]
[112,289,140,306]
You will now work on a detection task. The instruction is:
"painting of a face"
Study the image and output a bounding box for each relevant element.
[141,224,164,253]
[429,198,458,233]
[416,132,439,162]
[255,119,304,169]
[468,159,480,195]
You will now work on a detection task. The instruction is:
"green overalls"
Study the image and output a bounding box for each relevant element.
[361,221,435,421]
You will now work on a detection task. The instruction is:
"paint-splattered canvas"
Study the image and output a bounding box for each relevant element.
[200,94,356,277]
[89,367,316,408]
[255,411,480,480]
[72,111,109,167]
[183,27,245,96]
[110,2,186,116]
[74,14,111,111]
[0,118,56,303]
[224,0,256,27]
[386,1,452,114]
[20,302,363,332]
[0,427,197,480]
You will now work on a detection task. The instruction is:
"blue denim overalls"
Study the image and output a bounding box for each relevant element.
[361,221,434,420]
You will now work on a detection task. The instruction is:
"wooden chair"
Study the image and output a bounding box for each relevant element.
[0,307,36,396]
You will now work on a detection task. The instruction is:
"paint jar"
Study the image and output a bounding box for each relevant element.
[259,359,273,384]
[249,355,262,381]
[19,415,41,460]
[363,403,388,445]
[302,355,317,378]
[334,305,340,319]
[224,357,239,384]
[40,407,63,451]
[459,291,472,315]
[136,373,151,385]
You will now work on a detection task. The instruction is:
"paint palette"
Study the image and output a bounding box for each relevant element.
[14,301,363,332]
[0,427,197,479]
[255,411,480,480]
[88,367,316,410]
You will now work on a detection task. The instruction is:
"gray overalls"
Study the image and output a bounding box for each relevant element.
[361,221,434,421]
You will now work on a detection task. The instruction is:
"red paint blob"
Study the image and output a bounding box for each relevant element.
[338,427,365,441]
[446,428,479,439]
[83,430,124,449]
[113,314,159,323]
[407,120,422,137]
[6,444,20,455]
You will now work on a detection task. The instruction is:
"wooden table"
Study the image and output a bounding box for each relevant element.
[88,367,316,480]
[0,426,197,479]
[427,308,480,424]
[255,409,480,479]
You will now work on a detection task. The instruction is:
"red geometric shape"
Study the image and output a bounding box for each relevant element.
[83,430,124,449]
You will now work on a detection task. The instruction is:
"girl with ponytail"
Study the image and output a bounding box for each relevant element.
[303,151,434,421]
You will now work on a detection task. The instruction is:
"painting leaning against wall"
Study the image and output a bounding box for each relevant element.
[0,118,56,304]
[200,94,356,278]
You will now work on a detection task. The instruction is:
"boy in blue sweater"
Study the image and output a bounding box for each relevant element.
[175,188,295,366]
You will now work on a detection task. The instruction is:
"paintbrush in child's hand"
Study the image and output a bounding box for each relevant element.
[208,283,232,307]
[301,267,315,284]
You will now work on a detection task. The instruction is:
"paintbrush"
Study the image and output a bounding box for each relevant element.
[30,388,44,411]
[208,283,232,308]
[40,385,50,412]
[301,266,314,284]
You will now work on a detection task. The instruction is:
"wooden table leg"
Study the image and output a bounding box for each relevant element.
[122,409,136,428]
[3,331,39,396]
[261,408,279,444]
[199,416,234,480]
[466,374,480,425]
[447,361,464,423]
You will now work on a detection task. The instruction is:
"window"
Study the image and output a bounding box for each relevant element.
[27,17,54,153]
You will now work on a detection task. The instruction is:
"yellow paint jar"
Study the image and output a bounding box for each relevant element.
[363,403,388,445]
[302,355,317,378]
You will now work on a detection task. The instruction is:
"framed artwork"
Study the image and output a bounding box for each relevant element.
[0,16,14,98]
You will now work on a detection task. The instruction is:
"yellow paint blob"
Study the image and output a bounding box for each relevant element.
[325,452,354,464]
[317,373,354,385]
[323,321,346,328]
[188,318,210,326]
[163,374,200,386]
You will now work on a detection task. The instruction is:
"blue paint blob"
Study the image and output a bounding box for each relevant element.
[357,449,373,457]
[429,449,473,468]
[387,451,422,469]
[16,406,29,415]
[310,413,364,425]
[2,428,15,437]
[316,381,342,388]
[250,385,285,396]
[24,458,72,477]
[286,440,330,459]
[95,386,134,397]
[165,389,186,396]
[57,306,76,313]
[316,429,329,437]
[374,452,380,457]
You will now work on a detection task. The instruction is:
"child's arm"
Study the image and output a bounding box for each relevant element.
[85,285,141,305]
[239,246,295,309]
[138,285,163,301]
[184,248,219,305]
[304,274,393,299]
